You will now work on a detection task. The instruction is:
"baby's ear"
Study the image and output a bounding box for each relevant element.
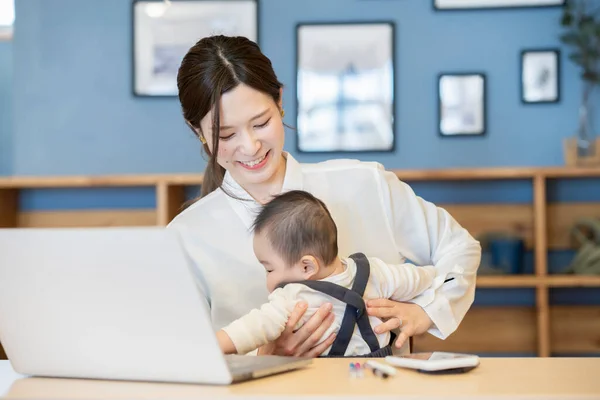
[300,255,319,279]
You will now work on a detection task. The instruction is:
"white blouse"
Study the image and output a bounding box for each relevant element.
[167,154,481,344]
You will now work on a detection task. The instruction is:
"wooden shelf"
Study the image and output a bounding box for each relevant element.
[0,165,599,359]
[546,275,600,288]
[394,166,599,181]
[0,174,204,188]
[477,275,539,288]
[0,166,598,189]
[541,166,600,179]
[0,175,167,188]
[477,275,600,288]
[160,175,204,186]
[395,167,539,181]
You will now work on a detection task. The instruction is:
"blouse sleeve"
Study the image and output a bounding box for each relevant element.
[377,167,481,339]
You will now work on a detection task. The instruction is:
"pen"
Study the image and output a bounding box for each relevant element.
[365,360,397,379]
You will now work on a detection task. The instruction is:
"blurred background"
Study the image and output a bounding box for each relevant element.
[0,0,594,175]
[0,0,599,359]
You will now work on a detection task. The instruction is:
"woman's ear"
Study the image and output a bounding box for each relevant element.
[300,255,319,279]
[278,87,284,110]
[185,120,209,147]
[185,120,202,137]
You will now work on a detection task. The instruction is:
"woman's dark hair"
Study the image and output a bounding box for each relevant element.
[252,190,339,267]
[177,35,283,198]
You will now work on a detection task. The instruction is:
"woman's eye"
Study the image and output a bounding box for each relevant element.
[255,118,271,129]
[219,133,235,141]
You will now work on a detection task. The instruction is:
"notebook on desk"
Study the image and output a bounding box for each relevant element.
[0,227,311,385]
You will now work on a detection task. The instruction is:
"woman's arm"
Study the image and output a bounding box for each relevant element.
[370,168,481,340]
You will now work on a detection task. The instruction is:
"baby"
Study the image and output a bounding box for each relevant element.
[216,190,436,357]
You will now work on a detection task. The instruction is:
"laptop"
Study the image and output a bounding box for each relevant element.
[0,227,311,385]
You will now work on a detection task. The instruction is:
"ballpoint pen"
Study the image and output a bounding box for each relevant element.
[365,360,397,379]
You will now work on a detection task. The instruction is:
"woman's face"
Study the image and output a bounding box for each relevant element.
[199,84,285,192]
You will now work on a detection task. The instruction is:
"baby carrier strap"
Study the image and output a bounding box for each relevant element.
[276,252,388,357]
[332,252,379,355]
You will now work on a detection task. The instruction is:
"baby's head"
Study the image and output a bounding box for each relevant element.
[252,190,338,292]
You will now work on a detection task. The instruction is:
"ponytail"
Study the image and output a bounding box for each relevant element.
[200,157,226,198]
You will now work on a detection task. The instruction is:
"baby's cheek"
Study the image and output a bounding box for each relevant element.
[267,273,286,293]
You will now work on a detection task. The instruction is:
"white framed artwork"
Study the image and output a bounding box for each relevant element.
[133,0,258,97]
[296,22,396,153]
[434,0,565,10]
[438,73,486,137]
[521,49,560,104]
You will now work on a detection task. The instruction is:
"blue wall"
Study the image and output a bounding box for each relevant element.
[7,0,581,176]
[12,0,201,176]
[2,1,599,356]
[0,41,11,175]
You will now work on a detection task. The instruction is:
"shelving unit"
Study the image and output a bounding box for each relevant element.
[1,166,599,358]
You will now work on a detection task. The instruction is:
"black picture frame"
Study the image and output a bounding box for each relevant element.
[295,21,396,153]
[433,0,565,11]
[520,48,560,104]
[438,72,487,137]
[132,0,259,97]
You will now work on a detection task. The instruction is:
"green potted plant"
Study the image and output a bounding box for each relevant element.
[560,0,600,159]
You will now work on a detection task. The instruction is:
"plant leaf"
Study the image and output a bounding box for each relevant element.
[569,52,585,66]
[582,71,598,81]
[579,18,596,37]
[560,32,582,45]
[561,12,573,26]
[565,0,574,11]
[584,48,600,60]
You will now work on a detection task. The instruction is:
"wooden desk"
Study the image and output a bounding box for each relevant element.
[0,358,598,399]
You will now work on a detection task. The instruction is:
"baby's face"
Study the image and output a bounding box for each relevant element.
[253,231,306,292]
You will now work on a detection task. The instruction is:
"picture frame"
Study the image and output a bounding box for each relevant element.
[433,0,565,10]
[521,49,560,104]
[438,73,486,137]
[295,21,396,153]
[132,0,258,97]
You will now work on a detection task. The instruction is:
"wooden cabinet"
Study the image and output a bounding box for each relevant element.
[1,167,599,357]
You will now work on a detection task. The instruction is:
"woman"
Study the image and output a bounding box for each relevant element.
[169,35,481,357]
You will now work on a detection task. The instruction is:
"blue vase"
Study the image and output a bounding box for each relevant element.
[489,237,525,275]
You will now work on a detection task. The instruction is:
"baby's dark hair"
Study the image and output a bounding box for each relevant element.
[252,190,338,267]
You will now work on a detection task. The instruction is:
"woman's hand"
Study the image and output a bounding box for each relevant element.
[258,302,336,357]
[366,299,433,349]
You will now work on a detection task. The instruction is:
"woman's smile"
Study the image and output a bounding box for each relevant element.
[238,150,270,170]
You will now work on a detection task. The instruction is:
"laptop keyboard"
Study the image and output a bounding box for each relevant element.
[225,354,263,370]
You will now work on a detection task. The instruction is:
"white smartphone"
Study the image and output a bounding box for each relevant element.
[385,352,480,374]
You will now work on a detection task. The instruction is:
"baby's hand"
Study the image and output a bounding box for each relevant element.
[216,330,237,354]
